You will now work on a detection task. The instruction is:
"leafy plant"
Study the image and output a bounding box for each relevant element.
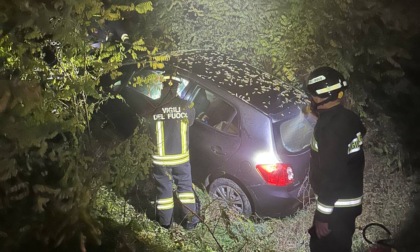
[0,0,159,250]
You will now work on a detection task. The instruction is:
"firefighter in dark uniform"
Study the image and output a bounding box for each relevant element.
[149,74,198,230]
[306,67,366,252]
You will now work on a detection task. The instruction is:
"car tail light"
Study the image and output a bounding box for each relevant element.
[256,163,294,186]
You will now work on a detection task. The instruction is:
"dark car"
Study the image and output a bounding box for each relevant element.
[108,50,316,218]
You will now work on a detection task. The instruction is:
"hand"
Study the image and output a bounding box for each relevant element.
[314,220,331,239]
[197,112,209,124]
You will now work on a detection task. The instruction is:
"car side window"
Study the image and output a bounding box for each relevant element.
[192,87,239,135]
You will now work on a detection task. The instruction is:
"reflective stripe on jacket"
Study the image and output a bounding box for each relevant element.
[315,195,362,215]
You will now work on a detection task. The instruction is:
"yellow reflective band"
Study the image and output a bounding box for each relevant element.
[178,192,195,199]
[156,197,174,210]
[348,132,363,154]
[316,83,342,95]
[181,120,187,153]
[156,121,165,156]
[157,203,174,210]
[316,202,334,215]
[179,192,196,204]
[153,152,189,160]
[180,199,195,204]
[178,192,194,197]
[153,156,190,166]
[157,197,173,204]
[152,152,190,165]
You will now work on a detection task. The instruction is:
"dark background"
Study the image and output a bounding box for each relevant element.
[387,36,420,251]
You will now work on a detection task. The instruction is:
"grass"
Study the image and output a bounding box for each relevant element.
[94,147,417,252]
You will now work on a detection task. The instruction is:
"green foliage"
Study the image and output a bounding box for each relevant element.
[364,113,409,173]
[93,185,285,252]
[0,0,157,250]
[1,0,419,250]
[106,125,154,196]
[0,135,103,250]
[93,186,140,225]
[146,0,420,112]
[144,0,282,65]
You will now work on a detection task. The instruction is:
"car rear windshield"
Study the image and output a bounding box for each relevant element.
[275,110,316,153]
[130,70,190,100]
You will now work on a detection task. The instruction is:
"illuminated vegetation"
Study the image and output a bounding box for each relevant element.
[1,0,419,251]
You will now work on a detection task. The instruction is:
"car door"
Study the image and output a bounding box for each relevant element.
[188,86,242,184]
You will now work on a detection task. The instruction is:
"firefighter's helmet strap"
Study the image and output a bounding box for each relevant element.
[314,95,335,107]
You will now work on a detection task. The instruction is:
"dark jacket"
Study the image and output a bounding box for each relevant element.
[309,104,366,222]
[149,96,195,166]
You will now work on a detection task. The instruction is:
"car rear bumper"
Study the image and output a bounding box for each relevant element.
[248,183,304,218]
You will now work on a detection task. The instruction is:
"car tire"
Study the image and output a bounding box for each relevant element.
[209,178,252,217]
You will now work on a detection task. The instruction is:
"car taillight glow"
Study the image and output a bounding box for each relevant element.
[256,163,294,186]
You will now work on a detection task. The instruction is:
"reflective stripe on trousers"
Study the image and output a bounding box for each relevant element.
[315,195,362,215]
[178,192,195,204]
[157,197,174,210]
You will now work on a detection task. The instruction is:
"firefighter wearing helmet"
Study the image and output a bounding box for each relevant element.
[306,67,366,252]
[148,71,199,230]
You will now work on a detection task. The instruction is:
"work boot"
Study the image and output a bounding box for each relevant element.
[183,216,200,230]
[161,224,171,229]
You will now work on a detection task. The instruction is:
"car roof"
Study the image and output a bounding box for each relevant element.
[169,50,308,115]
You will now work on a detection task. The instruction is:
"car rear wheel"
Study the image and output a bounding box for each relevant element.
[209,178,252,217]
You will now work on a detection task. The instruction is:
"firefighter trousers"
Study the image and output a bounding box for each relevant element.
[310,206,362,252]
[153,162,196,227]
